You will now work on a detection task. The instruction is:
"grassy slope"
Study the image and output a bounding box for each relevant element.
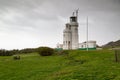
[0,50,120,80]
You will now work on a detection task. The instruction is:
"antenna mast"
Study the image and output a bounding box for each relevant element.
[76,8,79,18]
[72,12,75,16]
[86,16,88,51]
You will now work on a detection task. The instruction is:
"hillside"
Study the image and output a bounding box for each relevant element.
[102,40,120,48]
[0,50,120,80]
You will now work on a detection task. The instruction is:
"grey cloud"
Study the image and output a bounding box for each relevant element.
[0,0,120,49]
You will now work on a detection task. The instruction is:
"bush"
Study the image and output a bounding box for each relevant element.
[37,47,54,56]
[13,55,20,60]
[19,48,36,54]
[0,49,13,56]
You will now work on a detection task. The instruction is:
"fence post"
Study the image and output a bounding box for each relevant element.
[115,50,118,62]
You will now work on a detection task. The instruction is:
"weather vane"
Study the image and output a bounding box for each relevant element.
[76,8,79,17]
[72,8,79,17]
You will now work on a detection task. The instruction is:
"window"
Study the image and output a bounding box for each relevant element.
[69,26,71,30]
[70,17,76,22]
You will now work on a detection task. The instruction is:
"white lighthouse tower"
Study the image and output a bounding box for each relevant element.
[56,10,97,50]
[63,10,79,50]
[63,23,72,49]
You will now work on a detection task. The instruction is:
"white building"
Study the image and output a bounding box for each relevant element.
[56,43,63,49]
[57,11,97,50]
[79,41,96,50]
[63,12,79,50]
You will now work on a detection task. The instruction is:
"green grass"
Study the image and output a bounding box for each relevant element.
[0,50,120,80]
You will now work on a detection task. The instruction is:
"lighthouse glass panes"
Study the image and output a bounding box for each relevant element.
[70,17,77,22]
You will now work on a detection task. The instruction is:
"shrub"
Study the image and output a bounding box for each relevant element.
[13,55,20,60]
[0,49,13,56]
[19,48,36,54]
[37,47,54,56]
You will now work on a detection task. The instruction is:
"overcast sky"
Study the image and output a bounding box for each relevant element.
[0,0,120,50]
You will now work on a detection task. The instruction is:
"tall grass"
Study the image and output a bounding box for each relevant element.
[0,50,120,80]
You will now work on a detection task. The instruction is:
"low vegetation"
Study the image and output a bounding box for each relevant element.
[0,50,120,80]
[37,47,54,56]
[0,49,18,56]
[0,47,54,56]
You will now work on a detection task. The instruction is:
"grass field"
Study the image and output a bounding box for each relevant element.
[0,50,120,80]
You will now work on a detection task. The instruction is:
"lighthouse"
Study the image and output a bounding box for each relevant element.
[56,10,97,50]
[63,11,79,50]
